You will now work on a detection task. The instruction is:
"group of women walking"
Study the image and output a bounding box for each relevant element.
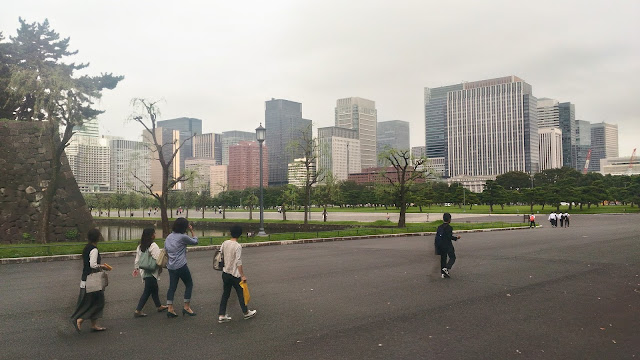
[70,217,233,332]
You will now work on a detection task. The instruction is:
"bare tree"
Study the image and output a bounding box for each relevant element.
[288,124,324,225]
[130,98,194,237]
[378,147,426,227]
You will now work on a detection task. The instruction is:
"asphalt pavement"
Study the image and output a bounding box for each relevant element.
[1,214,638,359]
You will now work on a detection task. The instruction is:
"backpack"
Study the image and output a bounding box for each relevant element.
[213,246,225,271]
[530,215,535,222]
[139,249,157,271]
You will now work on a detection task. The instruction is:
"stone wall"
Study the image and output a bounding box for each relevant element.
[0,120,95,243]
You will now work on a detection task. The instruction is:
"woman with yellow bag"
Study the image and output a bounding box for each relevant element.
[217,225,257,323]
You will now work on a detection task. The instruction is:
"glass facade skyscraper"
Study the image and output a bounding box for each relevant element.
[265,98,312,186]
[156,117,203,173]
[558,102,576,169]
[377,120,410,166]
[424,84,463,176]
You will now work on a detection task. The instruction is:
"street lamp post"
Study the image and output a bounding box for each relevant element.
[256,124,267,236]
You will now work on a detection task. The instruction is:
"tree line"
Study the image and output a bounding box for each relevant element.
[83,166,640,223]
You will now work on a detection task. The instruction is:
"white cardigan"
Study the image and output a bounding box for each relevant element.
[134,242,161,280]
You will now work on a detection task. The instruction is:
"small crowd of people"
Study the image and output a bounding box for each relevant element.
[70,218,257,333]
[548,211,570,228]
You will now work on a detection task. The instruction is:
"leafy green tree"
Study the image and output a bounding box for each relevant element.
[244,192,259,221]
[313,172,339,221]
[481,181,507,213]
[495,171,532,191]
[182,191,198,218]
[373,183,395,210]
[195,187,211,219]
[113,192,127,217]
[127,192,140,217]
[279,185,298,221]
[339,181,364,208]
[2,18,123,242]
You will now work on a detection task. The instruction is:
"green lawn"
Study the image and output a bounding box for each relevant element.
[308,204,639,214]
[0,221,526,259]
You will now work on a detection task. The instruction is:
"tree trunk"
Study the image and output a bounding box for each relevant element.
[202,207,205,219]
[249,206,253,220]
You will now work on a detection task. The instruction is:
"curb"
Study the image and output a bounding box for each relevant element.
[0,226,530,265]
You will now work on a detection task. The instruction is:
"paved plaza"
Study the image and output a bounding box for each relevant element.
[1,214,638,359]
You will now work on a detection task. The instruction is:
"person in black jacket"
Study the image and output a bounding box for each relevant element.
[435,213,461,278]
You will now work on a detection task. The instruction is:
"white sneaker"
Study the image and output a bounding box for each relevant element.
[218,314,232,323]
[243,309,257,320]
[441,274,446,279]
[442,268,450,278]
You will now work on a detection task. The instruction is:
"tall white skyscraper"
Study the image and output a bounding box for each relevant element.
[538,128,563,170]
[66,135,111,192]
[110,139,150,193]
[447,76,539,178]
[537,98,560,128]
[335,97,377,169]
[317,126,361,182]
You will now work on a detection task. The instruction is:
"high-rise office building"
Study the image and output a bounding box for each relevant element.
[156,117,202,173]
[424,84,464,176]
[447,76,539,178]
[377,120,410,166]
[537,98,560,128]
[221,130,255,165]
[265,98,312,186]
[335,97,377,169]
[67,135,111,192]
[411,146,426,159]
[110,139,150,193]
[537,99,576,169]
[143,128,181,194]
[575,120,592,172]
[589,122,618,172]
[317,126,361,182]
[538,128,563,170]
[288,158,316,188]
[558,102,576,169]
[192,133,222,164]
[227,141,268,191]
[185,158,217,193]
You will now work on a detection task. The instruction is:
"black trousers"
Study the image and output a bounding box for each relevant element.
[136,276,161,311]
[440,246,456,272]
[218,272,248,315]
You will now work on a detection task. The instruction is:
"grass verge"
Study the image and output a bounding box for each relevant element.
[0,221,527,259]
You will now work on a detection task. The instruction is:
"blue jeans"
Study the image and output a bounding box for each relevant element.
[136,276,161,311]
[166,265,193,305]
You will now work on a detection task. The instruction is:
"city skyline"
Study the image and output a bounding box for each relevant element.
[1,1,638,158]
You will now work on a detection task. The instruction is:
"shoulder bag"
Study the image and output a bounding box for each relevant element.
[156,248,168,268]
[213,244,225,271]
[86,270,108,293]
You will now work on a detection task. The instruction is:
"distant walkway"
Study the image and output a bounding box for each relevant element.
[96,209,528,223]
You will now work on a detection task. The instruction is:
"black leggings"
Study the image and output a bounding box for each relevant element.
[136,276,162,311]
[218,272,248,315]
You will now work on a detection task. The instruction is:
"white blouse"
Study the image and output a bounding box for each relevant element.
[134,242,162,280]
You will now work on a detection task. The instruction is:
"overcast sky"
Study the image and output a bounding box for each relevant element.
[2,0,638,157]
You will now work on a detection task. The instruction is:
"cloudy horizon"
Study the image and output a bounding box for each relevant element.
[1,0,638,157]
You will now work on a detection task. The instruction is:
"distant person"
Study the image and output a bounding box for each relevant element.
[559,213,565,227]
[322,209,328,222]
[529,214,536,228]
[218,225,257,323]
[564,212,570,227]
[164,218,198,318]
[548,212,556,227]
[71,229,111,333]
[386,213,390,221]
[132,228,168,317]
[434,213,461,279]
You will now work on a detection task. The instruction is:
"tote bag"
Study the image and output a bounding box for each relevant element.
[86,271,108,293]
[240,280,250,305]
[156,248,168,268]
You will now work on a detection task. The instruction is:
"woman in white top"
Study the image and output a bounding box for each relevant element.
[132,228,168,317]
[71,229,111,332]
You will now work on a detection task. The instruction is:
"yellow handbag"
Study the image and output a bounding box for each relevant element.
[240,280,250,305]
